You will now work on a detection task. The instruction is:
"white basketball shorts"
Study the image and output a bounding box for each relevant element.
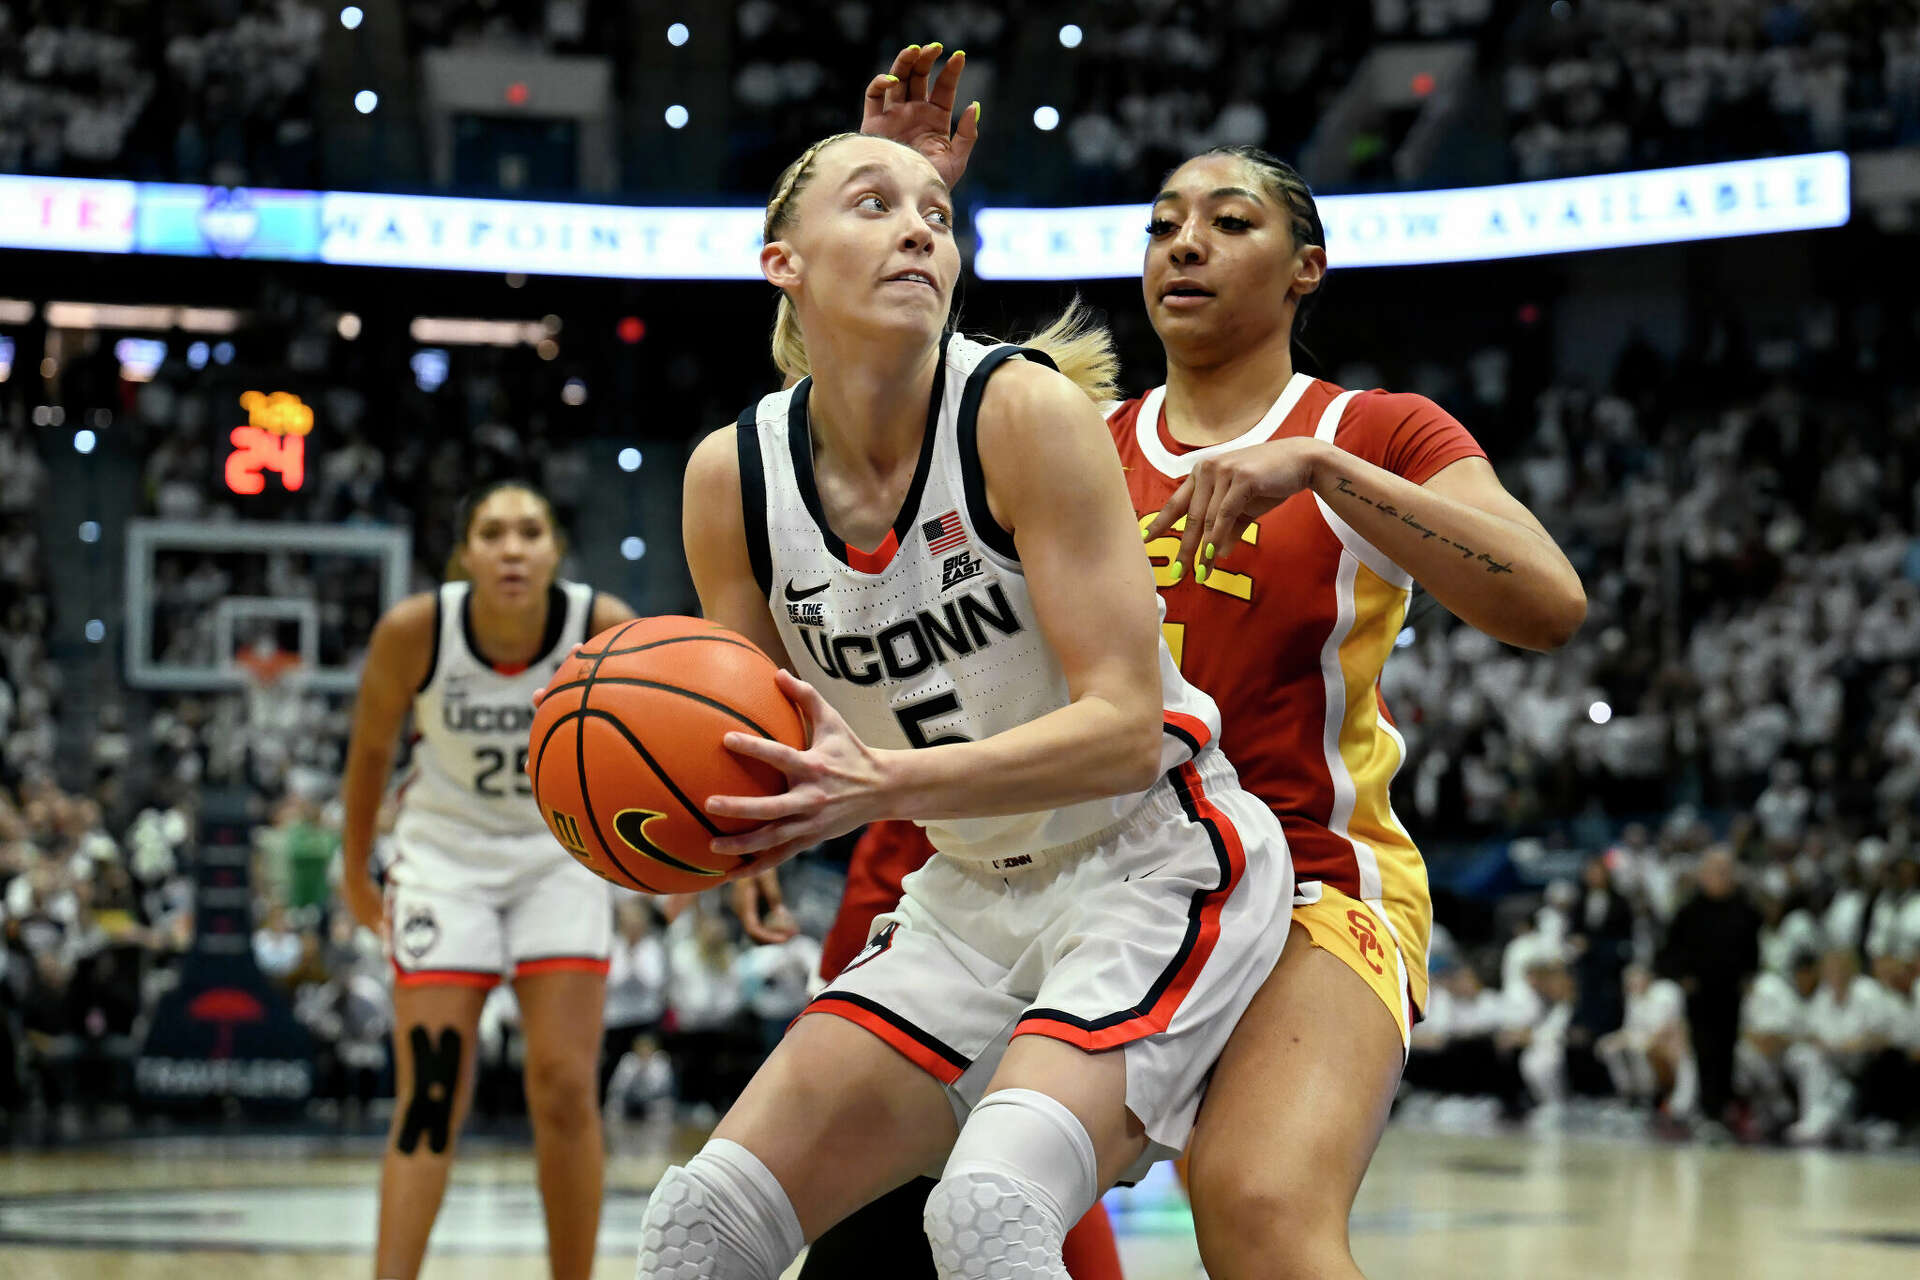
[799,747,1293,1180]
[385,843,614,989]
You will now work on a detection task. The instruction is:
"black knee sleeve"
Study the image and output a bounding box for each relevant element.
[397,1026,463,1155]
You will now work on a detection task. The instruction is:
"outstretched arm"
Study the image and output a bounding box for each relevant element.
[1149,441,1586,652]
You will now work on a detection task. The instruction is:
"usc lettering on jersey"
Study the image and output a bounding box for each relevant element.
[1108,373,1485,1014]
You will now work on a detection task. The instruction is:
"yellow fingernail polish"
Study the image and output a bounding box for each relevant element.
[884,74,899,83]
[952,49,965,58]
[970,101,982,121]
[1170,561,1185,583]
[907,44,921,53]
[1204,543,1215,561]
[1196,563,1211,583]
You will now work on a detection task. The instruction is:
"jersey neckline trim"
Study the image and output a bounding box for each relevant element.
[1133,372,1315,479]
[787,332,952,576]
[955,343,1052,564]
[460,581,570,675]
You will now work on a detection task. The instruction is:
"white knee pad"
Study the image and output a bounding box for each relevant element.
[636,1139,803,1280]
[923,1088,1099,1280]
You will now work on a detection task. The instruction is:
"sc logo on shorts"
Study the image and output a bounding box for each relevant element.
[400,904,441,960]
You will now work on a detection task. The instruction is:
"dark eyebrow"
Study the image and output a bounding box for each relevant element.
[843,161,951,197]
[1152,185,1266,206]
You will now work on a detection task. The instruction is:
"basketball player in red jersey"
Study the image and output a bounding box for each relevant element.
[341,481,637,1280]
[814,45,1588,1280]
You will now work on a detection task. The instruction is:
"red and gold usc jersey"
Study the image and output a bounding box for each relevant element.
[1107,373,1485,1014]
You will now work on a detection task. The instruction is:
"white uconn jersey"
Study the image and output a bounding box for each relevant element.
[397,579,596,864]
[737,334,1221,866]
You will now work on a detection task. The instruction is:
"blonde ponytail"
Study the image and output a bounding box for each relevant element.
[1017,297,1119,406]
[770,293,810,384]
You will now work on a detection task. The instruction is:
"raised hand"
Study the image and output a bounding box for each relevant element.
[861,41,980,190]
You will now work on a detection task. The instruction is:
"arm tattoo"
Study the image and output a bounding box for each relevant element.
[1332,477,1516,576]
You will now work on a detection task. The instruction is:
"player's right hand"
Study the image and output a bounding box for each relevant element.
[343,872,385,940]
[862,42,980,191]
[732,869,799,944]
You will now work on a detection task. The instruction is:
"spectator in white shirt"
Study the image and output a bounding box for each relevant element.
[1864,857,1920,962]
[663,910,749,1118]
[1596,964,1696,1117]
[1786,948,1904,1145]
[665,911,742,1034]
[1737,949,1818,1133]
[738,932,824,1053]
[1498,954,1577,1127]
[1753,759,1811,850]
[601,900,668,1104]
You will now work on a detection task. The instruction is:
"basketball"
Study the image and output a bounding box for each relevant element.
[526,616,807,894]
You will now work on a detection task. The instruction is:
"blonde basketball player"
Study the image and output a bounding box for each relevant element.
[635,133,1295,1279]
[340,480,637,1280]
[858,45,1587,1280]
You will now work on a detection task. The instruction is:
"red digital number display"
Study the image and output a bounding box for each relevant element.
[225,391,313,495]
[225,427,306,494]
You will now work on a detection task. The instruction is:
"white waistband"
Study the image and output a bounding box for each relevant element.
[944,747,1239,874]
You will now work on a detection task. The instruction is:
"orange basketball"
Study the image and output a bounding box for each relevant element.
[526,616,807,894]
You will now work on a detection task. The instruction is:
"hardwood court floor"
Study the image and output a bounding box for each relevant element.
[2,1122,1916,1279]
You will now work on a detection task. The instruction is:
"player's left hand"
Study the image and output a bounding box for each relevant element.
[862,42,979,190]
[1145,437,1327,581]
[705,669,890,860]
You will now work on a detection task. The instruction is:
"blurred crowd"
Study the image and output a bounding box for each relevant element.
[1376,296,1920,846]
[0,0,323,186]
[6,1,1919,204]
[1409,840,1920,1148]
[0,777,195,1121]
[0,772,844,1134]
[0,411,56,788]
[1503,0,1920,179]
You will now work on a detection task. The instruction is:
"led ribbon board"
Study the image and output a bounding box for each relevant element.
[0,153,1852,282]
[974,152,1852,278]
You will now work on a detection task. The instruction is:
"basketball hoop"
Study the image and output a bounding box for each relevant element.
[234,641,303,691]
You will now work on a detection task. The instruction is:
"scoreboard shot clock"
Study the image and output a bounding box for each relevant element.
[225,390,313,495]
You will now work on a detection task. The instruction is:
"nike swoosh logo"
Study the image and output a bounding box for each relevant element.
[784,580,831,602]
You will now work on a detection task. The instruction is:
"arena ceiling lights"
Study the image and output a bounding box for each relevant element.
[0,153,1849,283]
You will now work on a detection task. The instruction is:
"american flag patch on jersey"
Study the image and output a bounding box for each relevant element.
[923,509,967,555]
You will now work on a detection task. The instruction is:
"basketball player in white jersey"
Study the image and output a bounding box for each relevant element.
[340,480,637,1280]
[631,133,1294,1280]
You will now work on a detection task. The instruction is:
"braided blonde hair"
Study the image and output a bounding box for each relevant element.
[763,134,1118,405]
[764,132,860,385]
